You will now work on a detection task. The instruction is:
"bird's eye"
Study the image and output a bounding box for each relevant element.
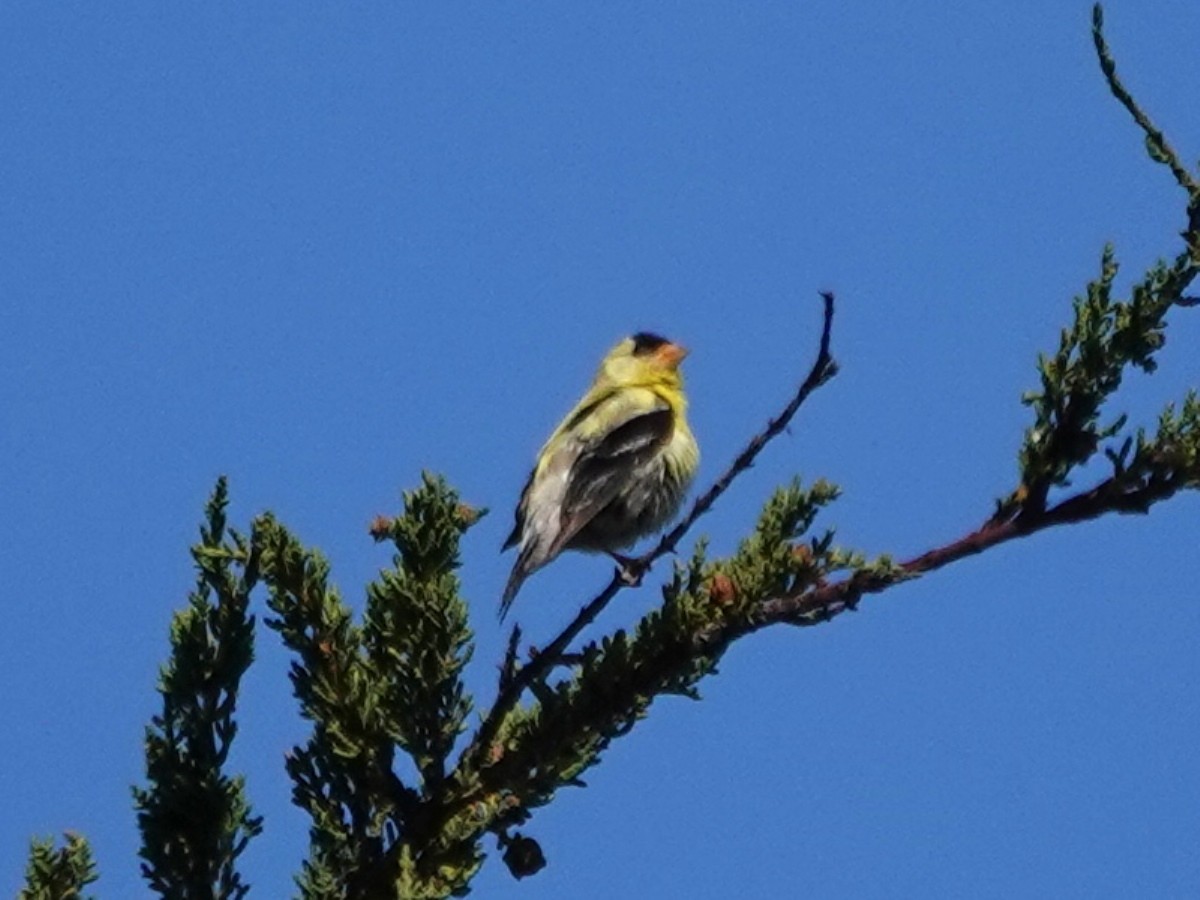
[631,332,669,355]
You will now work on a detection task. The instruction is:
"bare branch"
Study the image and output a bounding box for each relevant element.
[1092,3,1199,203]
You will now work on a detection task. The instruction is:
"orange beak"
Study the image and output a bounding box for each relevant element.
[654,342,688,368]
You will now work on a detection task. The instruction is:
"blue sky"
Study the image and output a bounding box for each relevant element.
[3,2,1198,897]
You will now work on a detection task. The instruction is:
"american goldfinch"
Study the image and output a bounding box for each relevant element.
[501,332,699,617]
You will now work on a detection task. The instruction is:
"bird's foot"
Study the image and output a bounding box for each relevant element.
[607,551,645,586]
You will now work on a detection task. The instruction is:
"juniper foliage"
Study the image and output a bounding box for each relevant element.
[18,6,1200,897]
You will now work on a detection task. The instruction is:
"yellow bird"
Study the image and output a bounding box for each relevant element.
[501,332,699,618]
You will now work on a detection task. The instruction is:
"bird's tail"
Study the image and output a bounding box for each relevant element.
[499,566,526,621]
[500,539,544,620]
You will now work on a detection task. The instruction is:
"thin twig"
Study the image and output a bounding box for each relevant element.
[1092,4,1199,200]
[498,624,522,693]
[648,291,839,561]
[465,292,838,766]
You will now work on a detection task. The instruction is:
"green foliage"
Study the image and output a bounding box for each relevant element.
[365,474,477,792]
[1013,247,1197,512]
[1091,390,1200,513]
[19,834,97,900]
[133,477,262,900]
[1152,391,1200,480]
[983,3,1200,522]
[717,478,840,611]
[986,10,1200,523]
[451,477,848,854]
[258,511,390,898]
[16,8,1200,898]
[259,473,482,898]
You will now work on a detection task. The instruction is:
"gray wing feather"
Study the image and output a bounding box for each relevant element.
[500,395,671,618]
[550,403,673,556]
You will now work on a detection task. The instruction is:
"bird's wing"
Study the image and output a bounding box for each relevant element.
[499,389,672,618]
[548,391,674,557]
[501,387,636,551]
[502,473,534,551]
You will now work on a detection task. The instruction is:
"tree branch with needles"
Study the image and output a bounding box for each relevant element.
[70,7,1198,898]
[432,7,1200,878]
[285,8,1200,890]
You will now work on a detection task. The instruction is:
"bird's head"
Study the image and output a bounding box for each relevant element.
[597,332,689,390]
